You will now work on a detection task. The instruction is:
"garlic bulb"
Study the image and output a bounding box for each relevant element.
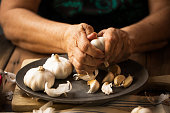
[90,37,109,67]
[43,54,73,79]
[87,79,100,93]
[45,81,72,97]
[131,106,152,113]
[90,37,105,51]
[24,66,55,91]
[101,82,113,95]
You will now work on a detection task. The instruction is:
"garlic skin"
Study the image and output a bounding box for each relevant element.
[102,71,114,83]
[131,106,152,113]
[87,79,100,93]
[24,66,55,91]
[101,82,113,95]
[90,37,105,51]
[43,54,73,79]
[45,81,72,97]
[73,70,98,81]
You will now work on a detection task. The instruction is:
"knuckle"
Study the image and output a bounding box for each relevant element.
[78,54,86,64]
[81,43,89,52]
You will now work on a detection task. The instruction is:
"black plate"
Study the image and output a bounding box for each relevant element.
[16,56,148,104]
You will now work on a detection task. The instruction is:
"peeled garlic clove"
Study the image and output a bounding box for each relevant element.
[101,82,113,95]
[73,70,98,81]
[114,75,125,86]
[45,81,72,97]
[131,106,143,113]
[87,79,100,93]
[102,71,114,83]
[108,64,121,75]
[123,74,133,88]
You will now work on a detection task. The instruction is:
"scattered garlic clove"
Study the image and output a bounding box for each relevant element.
[45,81,72,97]
[123,74,133,88]
[73,70,98,81]
[108,64,121,75]
[101,82,113,95]
[114,75,125,86]
[43,54,73,79]
[131,106,152,113]
[87,79,100,93]
[102,71,114,83]
[138,108,152,113]
[131,106,143,113]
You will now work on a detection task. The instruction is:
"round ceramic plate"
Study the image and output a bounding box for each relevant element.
[16,56,148,104]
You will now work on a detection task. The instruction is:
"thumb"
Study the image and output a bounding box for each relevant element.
[87,32,97,41]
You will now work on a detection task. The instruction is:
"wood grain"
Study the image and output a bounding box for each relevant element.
[5,47,49,74]
[0,35,15,70]
[146,44,170,76]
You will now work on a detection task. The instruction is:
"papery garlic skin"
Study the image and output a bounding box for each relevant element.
[87,79,100,93]
[73,70,98,81]
[24,66,55,91]
[101,82,113,95]
[45,81,72,97]
[43,54,73,79]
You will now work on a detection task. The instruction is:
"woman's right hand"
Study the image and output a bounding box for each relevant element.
[64,23,105,74]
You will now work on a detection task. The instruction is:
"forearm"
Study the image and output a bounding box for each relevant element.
[1,8,70,53]
[122,7,170,53]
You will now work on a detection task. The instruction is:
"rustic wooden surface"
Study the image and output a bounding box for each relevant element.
[0,35,15,70]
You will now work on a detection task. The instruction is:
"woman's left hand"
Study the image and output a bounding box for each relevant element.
[98,27,134,63]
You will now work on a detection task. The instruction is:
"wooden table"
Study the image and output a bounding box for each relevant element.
[0,34,170,112]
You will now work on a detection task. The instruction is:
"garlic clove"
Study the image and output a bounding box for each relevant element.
[114,75,125,86]
[101,82,113,95]
[138,108,152,113]
[108,64,121,75]
[131,106,143,113]
[123,74,133,88]
[73,70,98,81]
[87,79,100,93]
[102,71,114,83]
[131,106,152,113]
[45,81,72,97]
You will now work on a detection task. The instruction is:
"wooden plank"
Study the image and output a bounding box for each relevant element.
[146,44,170,76]
[0,35,15,70]
[4,47,49,74]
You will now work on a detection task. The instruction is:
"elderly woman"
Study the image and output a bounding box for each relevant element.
[0,0,170,74]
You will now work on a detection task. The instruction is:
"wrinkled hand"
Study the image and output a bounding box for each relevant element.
[98,27,134,63]
[64,23,104,74]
